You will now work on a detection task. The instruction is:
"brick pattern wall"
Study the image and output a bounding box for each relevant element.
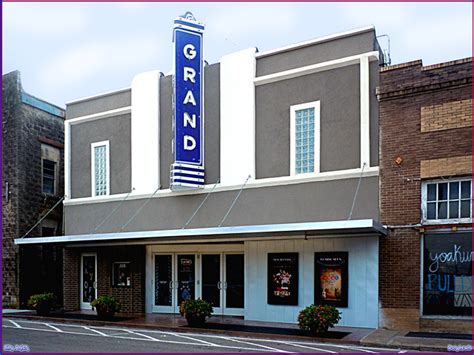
[2,71,65,308]
[377,57,472,330]
[421,99,472,132]
[63,246,145,314]
[420,155,472,178]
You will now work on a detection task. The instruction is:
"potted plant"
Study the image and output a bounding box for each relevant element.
[179,299,213,327]
[298,304,341,335]
[27,293,55,316]
[91,295,121,320]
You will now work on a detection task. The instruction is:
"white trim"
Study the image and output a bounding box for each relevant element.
[67,106,131,125]
[91,140,110,197]
[421,177,472,224]
[256,25,375,58]
[80,252,97,310]
[290,101,321,176]
[63,166,379,206]
[254,51,379,86]
[220,47,257,185]
[15,219,386,245]
[131,71,161,195]
[360,55,371,168]
[64,121,71,200]
[66,87,130,105]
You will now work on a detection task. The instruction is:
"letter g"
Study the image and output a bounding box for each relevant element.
[183,44,197,60]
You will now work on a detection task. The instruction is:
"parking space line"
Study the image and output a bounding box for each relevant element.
[163,331,218,347]
[284,341,336,353]
[225,337,288,352]
[43,323,63,332]
[7,320,22,328]
[83,326,107,336]
[125,329,161,341]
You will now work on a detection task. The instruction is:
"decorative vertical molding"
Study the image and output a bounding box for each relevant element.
[220,48,257,185]
[64,121,71,200]
[360,55,370,168]
[131,71,162,195]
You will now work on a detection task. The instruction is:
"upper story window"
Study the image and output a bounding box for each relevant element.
[290,101,320,176]
[91,141,110,197]
[422,178,472,223]
[41,144,60,195]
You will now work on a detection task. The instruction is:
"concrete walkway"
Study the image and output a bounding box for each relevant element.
[3,310,472,352]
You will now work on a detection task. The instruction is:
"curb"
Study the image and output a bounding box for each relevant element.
[3,313,363,346]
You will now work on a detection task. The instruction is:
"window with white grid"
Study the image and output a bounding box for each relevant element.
[422,178,472,222]
[91,141,110,196]
[290,101,320,175]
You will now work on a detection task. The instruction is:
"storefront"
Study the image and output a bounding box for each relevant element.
[16,14,385,328]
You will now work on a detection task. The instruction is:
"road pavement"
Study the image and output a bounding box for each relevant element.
[3,318,417,353]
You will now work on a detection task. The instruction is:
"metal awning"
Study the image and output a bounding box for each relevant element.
[14,219,387,247]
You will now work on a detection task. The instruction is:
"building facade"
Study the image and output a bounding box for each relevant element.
[377,58,472,333]
[17,23,387,327]
[3,71,65,308]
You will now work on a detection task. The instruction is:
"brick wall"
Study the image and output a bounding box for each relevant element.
[421,99,472,132]
[62,246,145,314]
[2,71,65,308]
[377,57,472,330]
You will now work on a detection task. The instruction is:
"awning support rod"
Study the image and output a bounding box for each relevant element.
[119,186,160,232]
[348,162,366,220]
[218,175,251,227]
[92,188,134,233]
[182,179,220,229]
[20,196,64,238]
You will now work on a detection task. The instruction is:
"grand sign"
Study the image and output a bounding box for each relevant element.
[170,12,205,191]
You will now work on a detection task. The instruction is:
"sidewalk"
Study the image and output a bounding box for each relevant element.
[3,309,472,352]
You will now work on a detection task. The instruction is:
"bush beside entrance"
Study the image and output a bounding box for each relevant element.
[298,304,341,335]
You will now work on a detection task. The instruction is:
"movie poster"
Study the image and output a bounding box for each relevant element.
[314,252,348,307]
[267,253,299,305]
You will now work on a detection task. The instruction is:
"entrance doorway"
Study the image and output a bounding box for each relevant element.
[152,252,244,315]
[80,253,97,310]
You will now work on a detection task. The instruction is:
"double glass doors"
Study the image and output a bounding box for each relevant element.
[153,253,244,315]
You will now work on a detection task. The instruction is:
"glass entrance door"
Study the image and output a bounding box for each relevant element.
[224,254,245,315]
[201,254,222,312]
[80,253,97,310]
[153,254,196,313]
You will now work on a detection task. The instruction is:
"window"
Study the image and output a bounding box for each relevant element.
[42,159,56,194]
[91,141,110,197]
[112,262,131,287]
[290,101,320,175]
[41,144,60,195]
[422,178,472,222]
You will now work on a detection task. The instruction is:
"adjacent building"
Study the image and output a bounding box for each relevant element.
[377,58,472,333]
[16,21,387,328]
[3,71,65,308]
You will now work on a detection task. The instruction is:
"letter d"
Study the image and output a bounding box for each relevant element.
[184,135,196,151]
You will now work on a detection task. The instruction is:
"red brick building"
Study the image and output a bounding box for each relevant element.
[377,58,472,333]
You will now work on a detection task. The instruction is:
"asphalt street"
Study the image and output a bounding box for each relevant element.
[2,318,415,353]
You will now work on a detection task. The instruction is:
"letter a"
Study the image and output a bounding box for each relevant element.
[183,90,196,106]
[184,136,196,150]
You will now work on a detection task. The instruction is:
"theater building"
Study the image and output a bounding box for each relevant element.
[377,58,472,333]
[16,16,387,328]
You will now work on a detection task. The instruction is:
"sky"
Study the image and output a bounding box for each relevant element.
[2,2,472,107]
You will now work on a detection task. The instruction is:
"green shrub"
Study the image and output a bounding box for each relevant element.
[179,298,213,326]
[27,293,55,315]
[298,304,341,334]
[91,295,121,317]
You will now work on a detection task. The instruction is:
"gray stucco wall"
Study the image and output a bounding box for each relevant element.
[65,175,378,235]
[70,114,131,198]
[256,30,376,77]
[67,89,131,119]
[369,61,379,167]
[159,63,221,189]
[256,64,361,179]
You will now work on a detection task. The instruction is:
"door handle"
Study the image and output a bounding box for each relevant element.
[217,281,222,290]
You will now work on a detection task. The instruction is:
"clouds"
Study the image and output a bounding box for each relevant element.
[3,3,89,36]
[38,35,163,93]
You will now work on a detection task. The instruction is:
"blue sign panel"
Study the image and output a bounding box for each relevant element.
[171,13,205,191]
